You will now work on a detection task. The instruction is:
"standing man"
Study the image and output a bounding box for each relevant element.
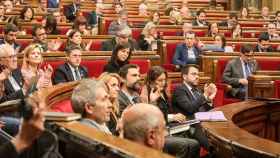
[53,46,88,84]
[223,44,258,99]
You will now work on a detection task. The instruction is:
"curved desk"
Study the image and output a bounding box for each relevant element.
[201,100,280,158]
[0,82,173,158]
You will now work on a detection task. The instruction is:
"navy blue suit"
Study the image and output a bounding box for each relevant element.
[172,43,201,67]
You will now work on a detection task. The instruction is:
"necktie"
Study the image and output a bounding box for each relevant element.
[244,63,251,79]
[75,69,81,80]
[132,96,141,104]
[191,88,200,101]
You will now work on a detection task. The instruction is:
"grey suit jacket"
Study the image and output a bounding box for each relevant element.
[222,57,258,97]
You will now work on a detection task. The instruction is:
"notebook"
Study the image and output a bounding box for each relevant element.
[194,111,227,121]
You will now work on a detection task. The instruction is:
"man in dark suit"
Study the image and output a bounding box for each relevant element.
[0,44,25,103]
[192,9,209,27]
[172,32,201,70]
[64,0,81,22]
[223,44,258,99]
[101,25,138,51]
[118,64,142,114]
[0,24,20,53]
[172,65,217,150]
[53,46,88,84]
[218,13,238,28]
[254,32,275,52]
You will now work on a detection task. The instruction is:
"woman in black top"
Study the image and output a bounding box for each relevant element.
[103,44,132,73]
[140,66,186,123]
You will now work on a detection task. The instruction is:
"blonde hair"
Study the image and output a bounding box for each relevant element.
[142,22,156,37]
[98,72,121,115]
[21,44,43,70]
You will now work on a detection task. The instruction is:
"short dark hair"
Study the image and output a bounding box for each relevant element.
[229,13,238,20]
[32,25,44,37]
[65,45,82,55]
[240,44,253,54]
[275,10,280,16]
[181,64,199,75]
[196,9,206,17]
[4,23,18,34]
[119,64,139,79]
[258,32,270,42]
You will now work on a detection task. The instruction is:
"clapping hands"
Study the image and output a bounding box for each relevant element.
[204,83,217,100]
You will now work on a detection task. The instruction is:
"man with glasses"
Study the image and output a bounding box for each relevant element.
[0,44,25,103]
[0,24,20,53]
[53,46,88,84]
[223,44,258,99]
[101,25,138,51]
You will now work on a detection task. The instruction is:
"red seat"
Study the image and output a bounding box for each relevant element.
[89,40,103,51]
[274,80,280,98]
[162,42,178,72]
[213,59,241,107]
[132,28,142,40]
[257,59,280,70]
[51,99,73,113]
[130,59,151,74]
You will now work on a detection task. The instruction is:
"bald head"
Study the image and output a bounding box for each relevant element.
[122,103,166,150]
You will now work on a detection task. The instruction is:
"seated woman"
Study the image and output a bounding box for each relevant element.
[148,11,160,25]
[232,23,242,39]
[207,22,219,37]
[201,34,234,52]
[19,6,35,22]
[65,30,92,51]
[138,22,159,51]
[21,44,53,92]
[67,15,90,36]
[98,72,121,135]
[45,15,60,35]
[0,4,8,22]
[103,44,132,73]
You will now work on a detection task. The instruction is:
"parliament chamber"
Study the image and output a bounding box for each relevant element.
[0,0,280,158]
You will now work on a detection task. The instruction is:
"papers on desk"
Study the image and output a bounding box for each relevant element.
[194,111,227,121]
[168,119,200,135]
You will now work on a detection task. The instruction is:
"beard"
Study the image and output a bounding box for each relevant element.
[127,80,142,92]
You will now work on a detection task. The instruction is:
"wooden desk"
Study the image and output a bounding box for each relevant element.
[201,100,280,158]
[248,72,280,98]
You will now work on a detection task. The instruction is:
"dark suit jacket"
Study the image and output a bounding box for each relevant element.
[0,68,24,103]
[47,0,59,8]
[101,37,139,51]
[53,63,88,85]
[64,3,80,22]
[254,44,275,53]
[172,83,212,117]
[192,20,209,27]
[118,90,141,115]
[172,43,201,67]
[222,57,258,97]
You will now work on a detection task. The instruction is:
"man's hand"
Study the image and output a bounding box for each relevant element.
[173,113,186,123]
[0,68,10,81]
[204,83,217,100]
[239,78,248,85]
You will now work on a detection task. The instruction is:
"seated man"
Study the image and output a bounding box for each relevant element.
[218,13,238,28]
[192,9,209,27]
[223,44,258,99]
[53,46,88,84]
[64,0,81,22]
[108,10,130,35]
[101,25,138,51]
[0,24,20,53]
[172,65,217,150]
[118,64,142,114]
[261,6,271,20]
[71,79,112,134]
[254,32,275,52]
[172,32,201,69]
[32,25,48,52]
[266,22,280,40]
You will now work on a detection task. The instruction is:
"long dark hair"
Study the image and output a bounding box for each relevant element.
[214,34,226,49]
[20,6,34,21]
[110,44,132,66]
[145,66,168,102]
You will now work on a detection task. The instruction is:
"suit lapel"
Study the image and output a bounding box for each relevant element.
[236,58,244,78]
[65,63,75,81]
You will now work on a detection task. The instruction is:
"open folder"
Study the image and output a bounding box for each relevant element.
[168,119,200,135]
[194,111,227,121]
[44,112,81,121]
